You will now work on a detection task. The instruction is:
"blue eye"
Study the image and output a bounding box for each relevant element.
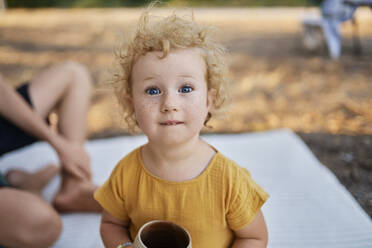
[145,87,161,95]
[179,86,193,93]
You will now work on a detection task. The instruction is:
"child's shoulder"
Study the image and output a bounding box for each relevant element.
[113,146,142,171]
[106,146,143,185]
[213,152,251,179]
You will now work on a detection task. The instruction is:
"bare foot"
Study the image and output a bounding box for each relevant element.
[5,165,60,194]
[53,171,101,213]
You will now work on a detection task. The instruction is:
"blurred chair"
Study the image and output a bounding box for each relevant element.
[302,0,372,59]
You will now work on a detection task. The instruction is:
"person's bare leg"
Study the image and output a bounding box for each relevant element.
[29,61,91,140]
[5,164,60,195]
[0,188,62,248]
[54,178,101,212]
[29,61,101,212]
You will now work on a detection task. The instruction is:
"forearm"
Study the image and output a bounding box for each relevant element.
[0,80,58,145]
[101,222,132,248]
[231,238,267,248]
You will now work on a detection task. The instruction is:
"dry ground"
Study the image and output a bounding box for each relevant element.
[0,8,371,216]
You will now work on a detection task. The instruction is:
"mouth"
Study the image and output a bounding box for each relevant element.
[160,120,184,126]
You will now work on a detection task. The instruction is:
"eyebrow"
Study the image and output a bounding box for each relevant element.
[143,75,196,82]
[177,74,196,79]
[143,76,157,82]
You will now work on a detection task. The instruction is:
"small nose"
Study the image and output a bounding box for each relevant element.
[161,92,179,113]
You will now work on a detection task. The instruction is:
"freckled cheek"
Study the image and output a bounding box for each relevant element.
[186,95,209,123]
[133,99,158,127]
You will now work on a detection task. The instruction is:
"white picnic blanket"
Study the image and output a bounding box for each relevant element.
[1,129,371,247]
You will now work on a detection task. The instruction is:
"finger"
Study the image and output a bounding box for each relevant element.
[79,159,92,180]
[63,164,86,180]
[74,163,91,181]
[80,166,92,180]
[76,160,92,178]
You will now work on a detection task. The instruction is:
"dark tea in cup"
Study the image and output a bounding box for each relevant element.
[133,220,192,248]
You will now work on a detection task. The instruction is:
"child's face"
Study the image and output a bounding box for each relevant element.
[130,48,213,145]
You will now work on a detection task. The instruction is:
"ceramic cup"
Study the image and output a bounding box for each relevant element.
[133,220,192,248]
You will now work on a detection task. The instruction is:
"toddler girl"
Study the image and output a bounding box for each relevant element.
[94,6,269,248]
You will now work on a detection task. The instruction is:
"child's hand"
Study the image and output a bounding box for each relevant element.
[117,242,132,248]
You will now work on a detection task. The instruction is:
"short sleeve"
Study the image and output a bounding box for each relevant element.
[94,162,130,222]
[226,169,269,230]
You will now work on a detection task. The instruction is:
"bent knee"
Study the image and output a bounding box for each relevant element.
[59,61,92,88]
[21,208,62,248]
[18,200,62,248]
[0,189,62,248]
[60,61,87,73]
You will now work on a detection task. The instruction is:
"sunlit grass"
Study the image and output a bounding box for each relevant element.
[0,8,371,136]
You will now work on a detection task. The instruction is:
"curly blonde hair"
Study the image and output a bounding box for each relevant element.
[112,6,229,132]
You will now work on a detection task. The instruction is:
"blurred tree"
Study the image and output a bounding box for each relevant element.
[71,0,154,7]
[8,0,75,8]
[168,0,309,7]
[1,0,6,9]
[7,0,310,8]
[6,0,157,8]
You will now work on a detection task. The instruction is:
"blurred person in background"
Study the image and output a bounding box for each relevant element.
[319,0,372,59]
[0,61,101,248]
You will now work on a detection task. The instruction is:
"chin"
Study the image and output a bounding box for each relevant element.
[160,136,188,146]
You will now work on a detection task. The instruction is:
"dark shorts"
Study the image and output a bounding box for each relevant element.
[0,83,48,188]
[0,83,41,157]
[0,171,11,187]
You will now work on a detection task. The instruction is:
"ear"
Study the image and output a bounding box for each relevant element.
[207,88,216,110]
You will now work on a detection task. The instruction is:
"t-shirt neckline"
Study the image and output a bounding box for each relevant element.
[136,145,220,185]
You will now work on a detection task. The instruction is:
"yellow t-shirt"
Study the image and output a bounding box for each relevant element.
[94,147,269,248]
